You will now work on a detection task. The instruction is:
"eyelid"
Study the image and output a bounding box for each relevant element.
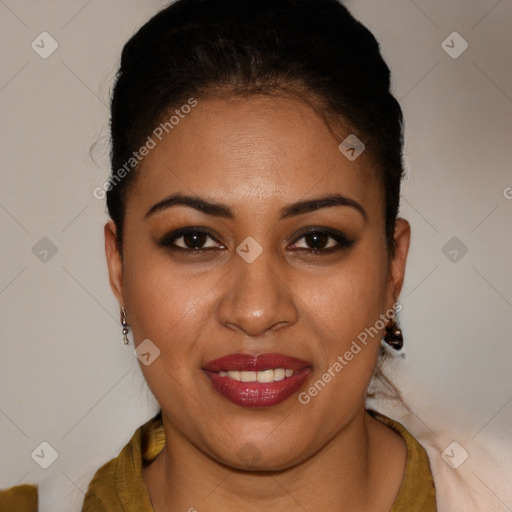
[290,226,354,243]
[289,227,355,251]
[158,226,224,249]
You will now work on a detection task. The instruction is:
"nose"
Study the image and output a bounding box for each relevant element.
[216,245,299,337]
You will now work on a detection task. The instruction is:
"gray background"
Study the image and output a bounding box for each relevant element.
[0,1,511,510]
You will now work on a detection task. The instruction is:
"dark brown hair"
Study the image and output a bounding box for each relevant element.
[106,0,405,256]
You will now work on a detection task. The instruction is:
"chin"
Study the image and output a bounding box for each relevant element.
[208,436,310,473]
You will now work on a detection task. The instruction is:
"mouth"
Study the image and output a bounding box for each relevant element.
[203,353,312,408]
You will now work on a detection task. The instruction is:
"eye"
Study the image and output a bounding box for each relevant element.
[158,227,224,252]
[159,226,355,255]
[289,228,355,254]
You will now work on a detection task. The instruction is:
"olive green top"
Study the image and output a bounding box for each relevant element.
[0,410,436,511]
[0,484,37,512]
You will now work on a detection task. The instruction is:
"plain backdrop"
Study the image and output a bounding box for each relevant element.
[0,1,511,511]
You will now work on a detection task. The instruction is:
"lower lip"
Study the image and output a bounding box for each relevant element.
[203,367,312,408]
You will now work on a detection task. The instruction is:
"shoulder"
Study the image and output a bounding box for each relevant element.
[82,448,126,511]
[0,483,38,512]
[82,412,164,512]
[367,409,437,512]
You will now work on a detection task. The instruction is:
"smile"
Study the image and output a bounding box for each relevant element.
[217,368,295,382]
[203,353,312,408]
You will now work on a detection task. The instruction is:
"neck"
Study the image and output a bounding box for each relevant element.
[148,407,395,512]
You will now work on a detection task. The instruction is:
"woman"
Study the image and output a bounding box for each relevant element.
[83,0,436,510]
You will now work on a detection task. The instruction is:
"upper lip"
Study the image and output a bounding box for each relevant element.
[203,353,312,373]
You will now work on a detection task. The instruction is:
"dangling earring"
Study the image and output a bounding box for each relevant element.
[121,307,130,345]
[384,319,403,350]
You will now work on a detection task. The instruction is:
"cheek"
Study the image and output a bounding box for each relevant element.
[121,247,213,424]
[304,239,389,345]
[120,237,230,396]
[297,238,389,397]
[123,252,209,349]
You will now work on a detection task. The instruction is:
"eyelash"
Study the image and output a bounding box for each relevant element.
[158,226,355,256]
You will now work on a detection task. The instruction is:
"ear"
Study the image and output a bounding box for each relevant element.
[386,218,411,306]
[104,220,124,306]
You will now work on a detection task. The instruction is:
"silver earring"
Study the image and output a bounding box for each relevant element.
[121,307,130,345]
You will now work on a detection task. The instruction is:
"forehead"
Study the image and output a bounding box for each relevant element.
[128,95,382,219]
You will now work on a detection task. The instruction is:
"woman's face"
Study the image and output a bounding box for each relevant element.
[105,94,410,470]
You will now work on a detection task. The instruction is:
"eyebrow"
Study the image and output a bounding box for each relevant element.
[145,192,367,221]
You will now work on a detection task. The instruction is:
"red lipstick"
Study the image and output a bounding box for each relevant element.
[203,353,312,408]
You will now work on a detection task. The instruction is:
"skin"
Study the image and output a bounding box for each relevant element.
[105,94,411,511]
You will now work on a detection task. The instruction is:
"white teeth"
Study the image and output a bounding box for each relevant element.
[217,368,295,382]
[256,369,274,383]
[273,368,285,381]
[240,371,257,382]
